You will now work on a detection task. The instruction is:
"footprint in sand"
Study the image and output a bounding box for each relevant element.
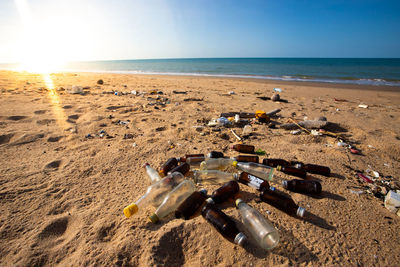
[36,119,56,125]
[37,216,69,240]
[68,114,79,120]
[47,136,63,142]
[7,115,27,121]
[45,160,62,169]
[34,110,47,114]
[0,133,14,144]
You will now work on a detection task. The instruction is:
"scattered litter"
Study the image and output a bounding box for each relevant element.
[132,143,137,147]
[310,130,322,136]
[280,120,328,130]
[255,148,266,155]
[230,129,242,141]
[217,117,231,127]
[97,79,104,85]
[273,88,282,93]
[350,147,361,154]
[242,125,252,136]
[384,191,400,214]
[290,129,303,135]
[337,141,349,147]
[123,134,134,139]
[384,163,390,167]
[228,91,235,95]
[67,85,84,94]
[358,104,368,109]
[357,173,373,184]
[350,189,364,195]
[271,93,280,102]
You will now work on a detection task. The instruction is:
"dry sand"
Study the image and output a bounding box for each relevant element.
[0,70,400,266]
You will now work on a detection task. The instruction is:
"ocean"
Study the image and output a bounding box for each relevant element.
[1,58,400,86]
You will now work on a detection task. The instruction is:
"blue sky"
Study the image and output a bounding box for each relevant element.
[0,0,399,63]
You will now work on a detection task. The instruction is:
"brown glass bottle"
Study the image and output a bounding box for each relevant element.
[175,189,208,220]
[210,181,240,204]
[276,165,307,179]
[259,188,305,217]
[159,158,179,177]
[208,151,224,158]
[233,155,259,163]
[237,172,270,192]
[291,162,331,177]
[262,158,290,168]
[282,179,322,194]
[231,144,255,154]
[179,154,205,162]
[201,203,246,245]
[169,162,190,176]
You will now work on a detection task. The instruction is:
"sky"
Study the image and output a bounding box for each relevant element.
[0,0,399,64]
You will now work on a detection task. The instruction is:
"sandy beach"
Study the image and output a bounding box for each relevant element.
[1,70,400,266]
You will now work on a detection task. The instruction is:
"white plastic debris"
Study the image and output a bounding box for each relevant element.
[384,191,400,213]
[242,125,252,135]
[337,141,349,147]
[228,91,235,95]
[311,130,322,136]
[290,129,302,135]
[358,104,368,108]
[68,85,83,94]
[273,88,282,92]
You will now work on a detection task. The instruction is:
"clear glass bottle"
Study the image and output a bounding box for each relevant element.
[143,163,162,183]
[200,158,235,171]
[282,179,322,194]
[186,157,206,168]
[201,203,247,246]
[193,170,237,184]
[233,161,275,181]
[259,188,305,217]
[123,172,185,218]
[179,154,205,162]
[149,179,197,223]
[175,189,208,220]
[236,198,279,250]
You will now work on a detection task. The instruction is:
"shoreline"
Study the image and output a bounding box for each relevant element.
[2,70,400,92]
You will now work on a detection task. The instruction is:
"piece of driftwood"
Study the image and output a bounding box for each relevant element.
[280,120,329,130]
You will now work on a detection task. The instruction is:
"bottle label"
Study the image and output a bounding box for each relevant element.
[247,174,264,189]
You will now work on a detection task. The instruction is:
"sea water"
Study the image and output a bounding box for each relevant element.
[1,58,399,86]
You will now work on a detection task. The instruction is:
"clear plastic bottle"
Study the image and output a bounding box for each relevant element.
[186,157,206,168]
[201,203,247,246]
[200,158,235,171]
[236,199,279,250]
[282,179,322,194]
[144,163,162,183]
[193,170,237,184]
[259,188,305,217]
[123,172,185,218]
[233,161,275,181]
[175,189,208,220]
[149,179,197,223]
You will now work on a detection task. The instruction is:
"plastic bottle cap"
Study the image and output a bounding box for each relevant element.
[297,207,305,217]
[123,203,138,218]
[282,180,288,189]
[232,161,238,167]
[234,232,247,246]
[235,198,244,207]
[148,213,160,224]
